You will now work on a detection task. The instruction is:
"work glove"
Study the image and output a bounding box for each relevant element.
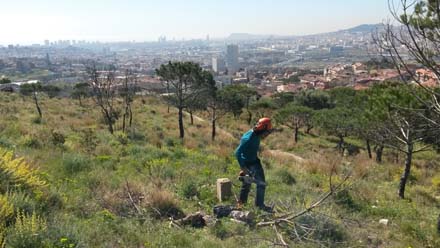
[239,169,248,177]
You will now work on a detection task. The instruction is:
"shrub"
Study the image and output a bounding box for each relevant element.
[147,189,183,219]
[293,214,346,245]
[0,137,13,149]
[51,130,65,146]
[210,221,229,240]
[114,131,128,145]
[432,176,440,190]
[0,195,14,225]
[31,116,42,124]
[275,168,296,185]
[179,181,199,199]
[62,153,90,174]
[334,189,362,212]
[20,135,41,149]
[6,191,37,215]
[6,211,47,248]
[0,149,46,194]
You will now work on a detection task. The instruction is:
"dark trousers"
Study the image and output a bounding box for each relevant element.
[239,160,266,207]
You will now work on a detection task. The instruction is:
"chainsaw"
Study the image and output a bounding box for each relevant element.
[238,173,266,186]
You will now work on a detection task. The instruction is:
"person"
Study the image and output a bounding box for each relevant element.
[235,117,273,212]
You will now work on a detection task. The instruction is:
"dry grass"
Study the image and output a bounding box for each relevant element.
[146,188,184,219]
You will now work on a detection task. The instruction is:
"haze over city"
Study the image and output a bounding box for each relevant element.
[1,0,390,45]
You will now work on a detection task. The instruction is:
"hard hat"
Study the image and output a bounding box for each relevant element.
[254,117,272,132]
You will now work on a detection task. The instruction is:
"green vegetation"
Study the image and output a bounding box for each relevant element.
[0,78,11,84]
[0,85,439,247]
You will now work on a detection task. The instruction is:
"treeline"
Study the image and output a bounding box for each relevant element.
[270,83,439,199]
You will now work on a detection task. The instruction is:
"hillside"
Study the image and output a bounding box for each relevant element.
[1,92,440,247]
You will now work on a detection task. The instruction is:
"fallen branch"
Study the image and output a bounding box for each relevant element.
[125,179,142,215]
[273,224,289,247]
[257,173,350,227]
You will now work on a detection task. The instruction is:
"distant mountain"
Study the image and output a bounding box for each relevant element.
[225,24,384,41]
[226,33,294,41]
[339,24,384,33]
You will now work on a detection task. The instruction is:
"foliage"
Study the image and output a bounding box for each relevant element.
[0,195,14,224]
[0,78,11,85]
[295,90,334,110]
[275,168,296,185]
[0,148,46,194]
[179,180,199,199]
[62,153,91,175]
[5,211,47,248]
[274,103,314,142]
[156,61,214,139]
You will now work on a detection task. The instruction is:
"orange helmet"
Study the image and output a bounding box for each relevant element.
[254,117,273,132]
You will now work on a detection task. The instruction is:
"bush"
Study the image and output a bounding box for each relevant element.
[114,131,128,145]
[51,130,65,146]
[5,211,78,248]
[275,168,296,185]
[20,135,41,149]
[147,189,183,219]
[334,189,362,212]
[31,116,42,124]
[293,214,346,245]
[0,195,14,225]
[179,181,199,199]
[62,153,90,174]
[6,191,38,215]
[210,221,229,240]
[0,137,13,149]
[6,211,47,248]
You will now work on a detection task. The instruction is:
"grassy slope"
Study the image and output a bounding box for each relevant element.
[1,93,440,247]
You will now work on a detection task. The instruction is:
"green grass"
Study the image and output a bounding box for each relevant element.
[0,92,440,247]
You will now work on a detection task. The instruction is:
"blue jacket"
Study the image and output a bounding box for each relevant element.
[235,129,260,169]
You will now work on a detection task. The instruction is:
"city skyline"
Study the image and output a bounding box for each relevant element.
[1,0,390,45]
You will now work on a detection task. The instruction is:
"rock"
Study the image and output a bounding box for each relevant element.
[379,219,389,226]
[213,205,234,218]
[216,178,232,202]
[176,212,206,228]
[230,210,254,223]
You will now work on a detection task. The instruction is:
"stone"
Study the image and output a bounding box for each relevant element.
[176,212,206,228]
[216,178,232,202]
[230,210,254,223]
[379,219,389,226]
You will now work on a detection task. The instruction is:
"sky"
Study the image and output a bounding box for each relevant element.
[0,0,391,45]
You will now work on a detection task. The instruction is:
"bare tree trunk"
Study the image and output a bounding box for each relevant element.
[78,96,82,107]
[374,145,384,163]
[247,110,252,125]
[337,135,345,154]
[212,119,216,141]
[305,125,313,134]
[122,108,128,133]
[178,107,184,139]
[399,144,413,199]
[33,92,42,119]
[366,139,372,159]
[212,108,216,141]
[129,107,133,128]
[294,126,299,143]
[103,110,114,134]
[189,110,194,125]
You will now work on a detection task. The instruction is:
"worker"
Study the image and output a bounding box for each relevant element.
[235,117,273,212]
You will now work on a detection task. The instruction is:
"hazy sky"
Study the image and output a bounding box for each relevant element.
[0,0,391,45]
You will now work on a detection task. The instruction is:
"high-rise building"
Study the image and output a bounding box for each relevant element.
[226,44,239,75]
[212,57,226,73]
[44,40,50,46]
